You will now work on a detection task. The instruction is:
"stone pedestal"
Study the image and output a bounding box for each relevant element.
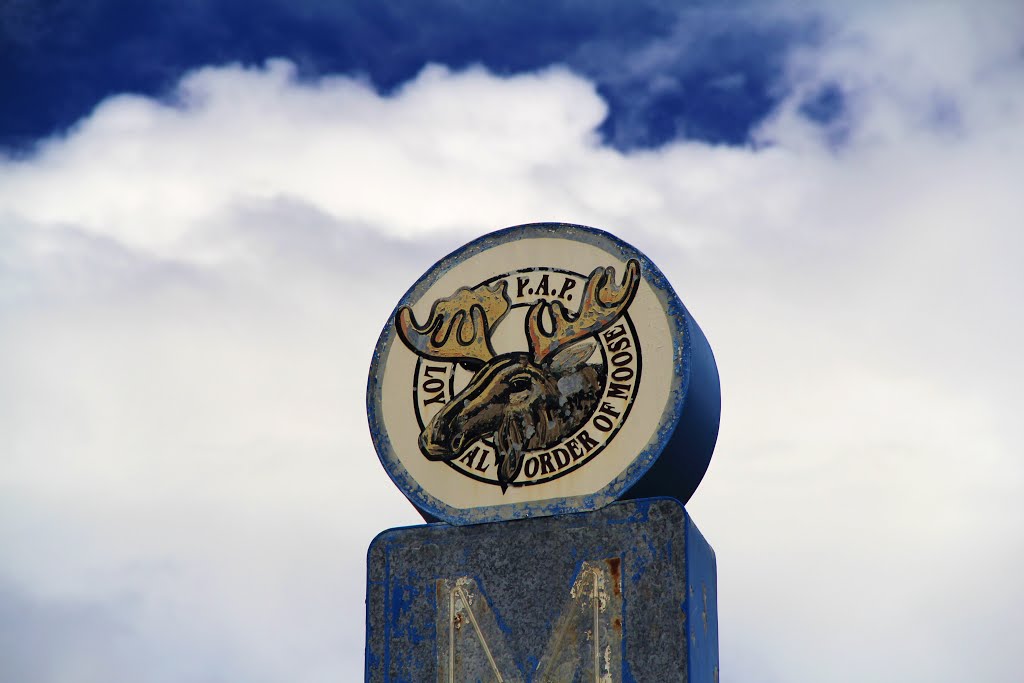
[366,497,718,682]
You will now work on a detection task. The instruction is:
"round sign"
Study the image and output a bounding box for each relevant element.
[367,223,720,524]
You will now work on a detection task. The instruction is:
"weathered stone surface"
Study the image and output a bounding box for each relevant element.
[365,497,718,682]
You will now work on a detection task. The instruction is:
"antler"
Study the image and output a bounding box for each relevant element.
[396,281,511,363]
[527,259,640,364]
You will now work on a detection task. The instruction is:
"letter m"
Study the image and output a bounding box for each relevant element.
[435,559,623,682]
[605,382,631,400]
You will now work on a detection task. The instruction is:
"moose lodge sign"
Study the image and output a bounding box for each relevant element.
[365,223,722,680]
[368,223,719,524]
[402,260,642,493]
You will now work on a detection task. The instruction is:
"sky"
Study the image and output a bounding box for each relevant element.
[1,1,1023,681]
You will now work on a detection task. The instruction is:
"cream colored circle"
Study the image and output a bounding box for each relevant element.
[380,238,675,510]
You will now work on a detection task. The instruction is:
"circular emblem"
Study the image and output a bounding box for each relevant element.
[367,223,720,525]
[408,266,643,490]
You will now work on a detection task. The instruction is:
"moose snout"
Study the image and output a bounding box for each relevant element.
[418,413,468,461]
[418,428,451,460]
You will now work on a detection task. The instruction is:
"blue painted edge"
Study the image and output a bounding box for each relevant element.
[365,222,719,525]
[620,310,721,507]
[685,512,720,682]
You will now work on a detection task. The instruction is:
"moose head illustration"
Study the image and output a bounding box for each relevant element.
[396,259,641,491]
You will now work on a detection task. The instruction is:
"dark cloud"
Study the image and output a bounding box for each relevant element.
[0,0,818,153]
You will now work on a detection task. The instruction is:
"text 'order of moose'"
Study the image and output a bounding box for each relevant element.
[396,259,641,491]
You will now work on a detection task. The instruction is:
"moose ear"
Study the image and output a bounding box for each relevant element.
[547,338,598,375]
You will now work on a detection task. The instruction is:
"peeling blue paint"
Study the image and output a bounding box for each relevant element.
[365,498,719,681]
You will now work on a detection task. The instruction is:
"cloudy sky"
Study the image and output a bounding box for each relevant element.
[2,1,1023,681]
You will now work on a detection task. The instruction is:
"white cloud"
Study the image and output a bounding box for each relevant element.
[2,5,1023,681]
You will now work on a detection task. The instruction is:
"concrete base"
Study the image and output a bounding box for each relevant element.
[365,497,718,682]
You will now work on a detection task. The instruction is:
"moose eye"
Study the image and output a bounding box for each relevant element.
[459,360,483,372]
[508,376,532,393]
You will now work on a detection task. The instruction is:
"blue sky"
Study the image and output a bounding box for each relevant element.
[2,2,1023,682]
[1,0,817,151]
